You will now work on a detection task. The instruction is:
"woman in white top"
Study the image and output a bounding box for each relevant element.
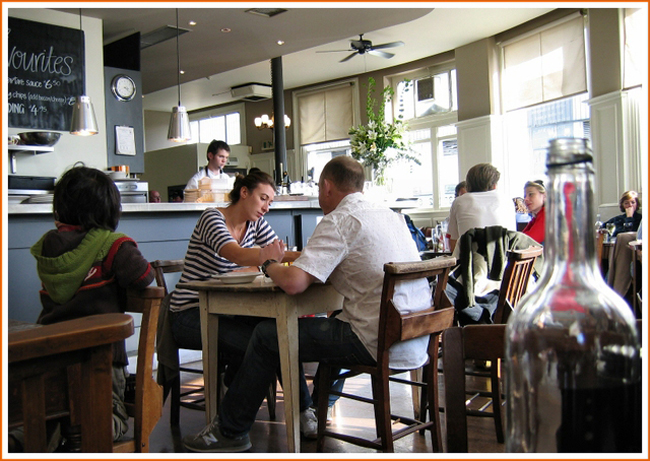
[448,163,516,253]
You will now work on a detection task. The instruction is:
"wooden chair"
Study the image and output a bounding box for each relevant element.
[316,256,457,453]
[462,246,542,445]
[442,324,507,452]
[493,247,544,324]
[152,260,206,426]
[113,286,165,453]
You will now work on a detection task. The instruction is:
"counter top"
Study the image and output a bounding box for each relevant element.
[8,199,321,215]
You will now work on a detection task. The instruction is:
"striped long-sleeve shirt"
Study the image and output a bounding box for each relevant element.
[170,208,277,312]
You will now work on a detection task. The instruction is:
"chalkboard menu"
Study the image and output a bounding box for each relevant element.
[8,17,84,131]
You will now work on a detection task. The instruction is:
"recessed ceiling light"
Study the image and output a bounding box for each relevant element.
[180,70,185,74]
[277,40,285,46]
[221,27,231,33]
[188,21,197,26]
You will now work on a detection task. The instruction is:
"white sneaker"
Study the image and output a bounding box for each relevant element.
[300,407,318,439]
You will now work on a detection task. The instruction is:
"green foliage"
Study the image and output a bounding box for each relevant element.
[349,77,419,184]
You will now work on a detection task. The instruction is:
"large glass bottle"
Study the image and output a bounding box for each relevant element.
[505,138,641,453]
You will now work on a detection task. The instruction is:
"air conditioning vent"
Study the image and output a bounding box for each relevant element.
[230,83,272,102]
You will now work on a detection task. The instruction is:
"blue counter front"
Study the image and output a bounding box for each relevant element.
[8,201,323,322]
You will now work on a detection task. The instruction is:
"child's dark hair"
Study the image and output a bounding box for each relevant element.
[53,165,121,231]
[229,168,275,204]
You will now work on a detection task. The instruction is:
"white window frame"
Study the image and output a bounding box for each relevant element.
[388,65,458,211]
[188,102,246,146]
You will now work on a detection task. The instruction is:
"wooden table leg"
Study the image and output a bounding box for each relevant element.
[200,291,220,424]
[275,301,300,453]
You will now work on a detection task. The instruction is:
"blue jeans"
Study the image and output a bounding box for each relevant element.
[219,317,376,437]
[170,308,313,409]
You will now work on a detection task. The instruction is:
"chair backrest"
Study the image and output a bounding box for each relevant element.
[493,247,543,324]
[442,324,507,452]
[377,256,457,365]
[151,260,184,294]
[113,286,165,453]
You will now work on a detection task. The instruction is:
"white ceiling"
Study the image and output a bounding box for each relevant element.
[53,6,554,113]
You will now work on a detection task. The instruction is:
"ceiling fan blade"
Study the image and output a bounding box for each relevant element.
[316,49,353,53]
[371,41,405,50]
[340,52,358,63]
[368,49,395,59]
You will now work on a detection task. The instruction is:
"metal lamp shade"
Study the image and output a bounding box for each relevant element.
[70,95,99,136]
[167,105,191,142]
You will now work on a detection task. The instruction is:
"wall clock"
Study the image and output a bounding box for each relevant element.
[111,74,136,102]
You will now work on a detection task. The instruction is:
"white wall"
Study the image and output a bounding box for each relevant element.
[7,9,107,177]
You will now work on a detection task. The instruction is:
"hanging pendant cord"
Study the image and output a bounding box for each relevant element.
[176,8,182,106]
[79,8,85,95]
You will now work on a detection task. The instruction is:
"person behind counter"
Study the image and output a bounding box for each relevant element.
[601,190,643,237]
[149,190,162,203]
[185,139,231,190]
[23,165,154,450]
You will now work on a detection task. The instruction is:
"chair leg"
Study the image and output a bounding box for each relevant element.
[424,361,443,452]
[371,372,394,452]
[316,364,332,452]
[170,375,181,426]
[410,369,422,420]
[266,377,277,420]
[491,359,504,444]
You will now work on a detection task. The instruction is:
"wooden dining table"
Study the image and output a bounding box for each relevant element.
[8,314,134,452]
[177,275,343,453]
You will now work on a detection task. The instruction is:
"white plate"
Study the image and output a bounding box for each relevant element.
[214,271,262,284]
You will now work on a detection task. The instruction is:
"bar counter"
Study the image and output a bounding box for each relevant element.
[8,199,323,323]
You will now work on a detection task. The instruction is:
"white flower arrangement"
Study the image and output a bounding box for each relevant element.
[349,77,419,185]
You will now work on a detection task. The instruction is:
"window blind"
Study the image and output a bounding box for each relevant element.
[502,15,587,112]
[298,84,353,145]
[623,8,644,89]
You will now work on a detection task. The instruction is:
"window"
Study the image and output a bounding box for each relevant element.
[500,14,590,199]
[188,104,244,145]
[394,69,458,120]
[387,66,459,210]
[501,13,587,111]
[623,8,645,89]
[303,140,351,184]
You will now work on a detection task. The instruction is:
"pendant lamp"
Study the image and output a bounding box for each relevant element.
[70,8,98,136]
[168,8,191,142]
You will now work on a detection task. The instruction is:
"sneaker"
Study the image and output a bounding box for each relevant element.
[183,420,252,453]
[300,407,318,439]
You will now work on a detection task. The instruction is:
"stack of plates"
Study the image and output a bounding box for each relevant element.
[184,189,199,202]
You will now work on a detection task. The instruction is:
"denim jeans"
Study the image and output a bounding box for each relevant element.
[219,317,376,437]
[170,308,313,410]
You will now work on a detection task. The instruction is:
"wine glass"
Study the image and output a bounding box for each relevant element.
[606,222,616,242]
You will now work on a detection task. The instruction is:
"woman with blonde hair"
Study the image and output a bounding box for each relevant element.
[601,190,642,237]
[522,180,546,244]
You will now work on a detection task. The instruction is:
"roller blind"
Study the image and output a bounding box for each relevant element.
[623,8,644,89]
[298,84,353,145]
[502,15,587,112]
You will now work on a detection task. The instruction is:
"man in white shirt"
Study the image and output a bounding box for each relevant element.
[184,140,231,190]
[448,162,516,253]
[183,156,431,453]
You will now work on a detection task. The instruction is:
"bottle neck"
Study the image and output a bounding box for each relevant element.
[544,164,600,283]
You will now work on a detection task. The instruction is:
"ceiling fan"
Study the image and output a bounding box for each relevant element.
[318,34,405,63]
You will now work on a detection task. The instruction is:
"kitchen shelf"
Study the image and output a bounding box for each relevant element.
[8,144,56,174]
[8,145,55,154]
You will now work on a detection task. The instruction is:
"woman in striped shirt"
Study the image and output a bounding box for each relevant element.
[169,169,299,377]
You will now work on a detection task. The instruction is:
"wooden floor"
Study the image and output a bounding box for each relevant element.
[145,361,505,454]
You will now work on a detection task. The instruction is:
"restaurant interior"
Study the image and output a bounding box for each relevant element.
[5,5,646,455]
